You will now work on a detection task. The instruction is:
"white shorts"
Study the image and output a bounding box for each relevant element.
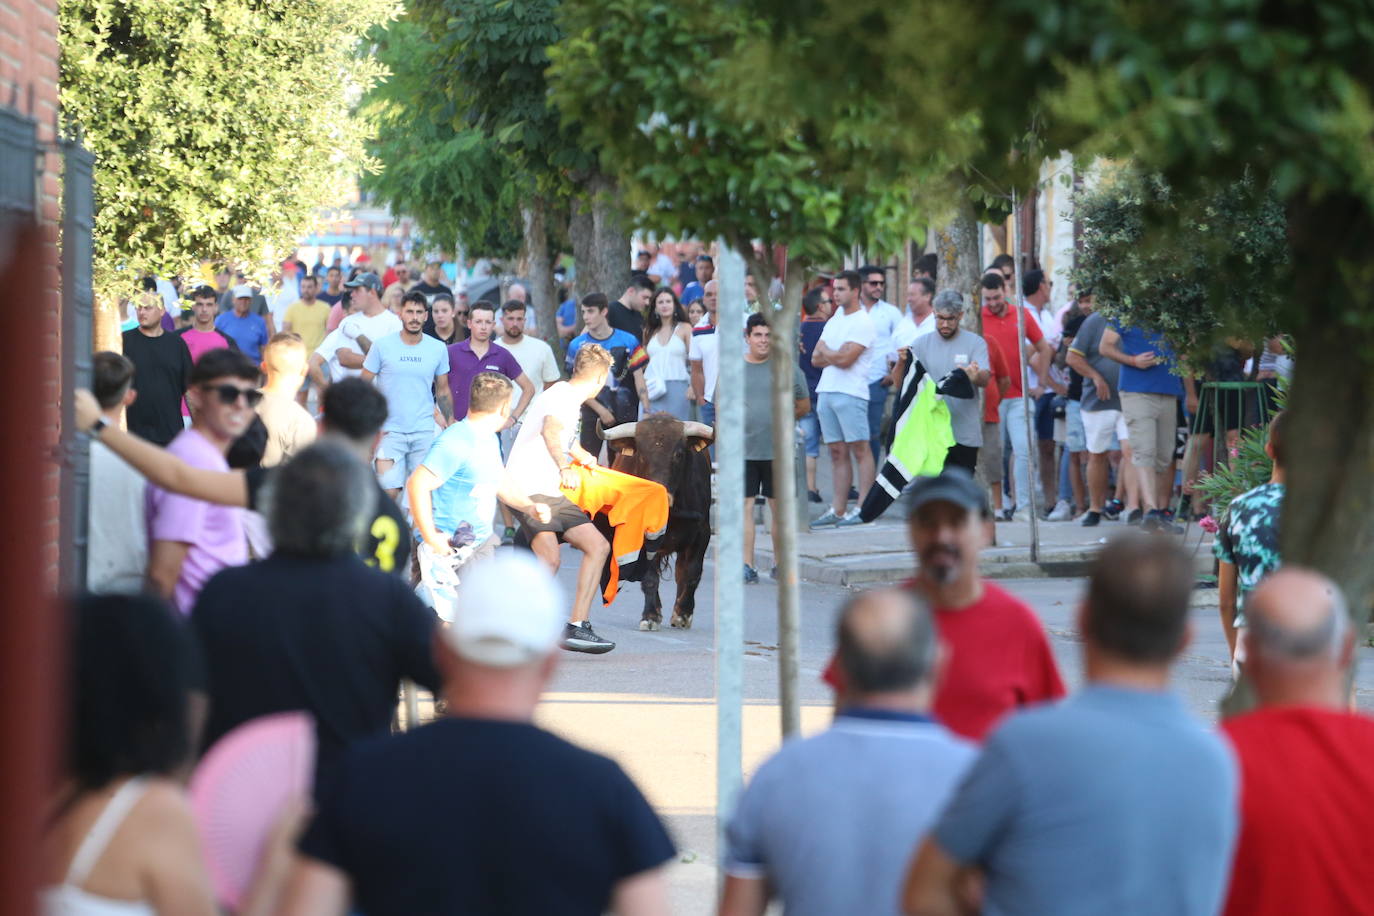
[1081,409,1127,455]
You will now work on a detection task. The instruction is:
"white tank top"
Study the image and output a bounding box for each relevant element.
[645,326,689,382]
[41,778,157,916]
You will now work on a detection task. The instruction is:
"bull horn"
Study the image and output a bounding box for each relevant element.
[599,422,638,441]
[683,421,715,441]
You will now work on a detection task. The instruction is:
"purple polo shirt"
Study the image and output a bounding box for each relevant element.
[446,338,524,419]
[146,428,248,614]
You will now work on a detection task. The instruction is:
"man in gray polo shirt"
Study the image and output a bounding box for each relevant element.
[904,533,1238,916]
[908,289,991,475]
[1067,308,1131,526]
[721,588,975,916]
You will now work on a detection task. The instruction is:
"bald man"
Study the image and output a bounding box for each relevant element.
[1221,569,1374,916]
[720,589,975,916]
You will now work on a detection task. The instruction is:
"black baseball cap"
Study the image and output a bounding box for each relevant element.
[344,272,382,292]
[904,467,987,520]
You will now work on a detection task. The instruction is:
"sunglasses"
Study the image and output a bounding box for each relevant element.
[866,279,885,285]
[202,383,263,408]
[454,309,470,317]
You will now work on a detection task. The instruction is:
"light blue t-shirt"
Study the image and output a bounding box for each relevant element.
[214,311,269,361]
[726,710,976,916]
[419,420,503,543]
[935,685,1238,916]
[362,333,450,434]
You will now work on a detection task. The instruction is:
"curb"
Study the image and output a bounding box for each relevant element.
[779,549,1212,589]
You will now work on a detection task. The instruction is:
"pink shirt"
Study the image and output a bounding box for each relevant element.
[146,429,247,614]
[178,328,236,416]
[326,303,347,332]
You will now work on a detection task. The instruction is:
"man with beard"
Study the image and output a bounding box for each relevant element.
[906,290,992,474]
[822,468,1064,741]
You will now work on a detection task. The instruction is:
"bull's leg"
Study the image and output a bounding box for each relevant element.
[639,560,664,630]
[670,541,706,629]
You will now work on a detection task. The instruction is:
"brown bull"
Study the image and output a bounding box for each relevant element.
[598,414,714,630]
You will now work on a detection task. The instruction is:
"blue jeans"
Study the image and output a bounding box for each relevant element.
[1059,445,1073,502]
[798,403,821,458]
[700,399,716,427]
[867,380,889,461]
[999,397,1033,511]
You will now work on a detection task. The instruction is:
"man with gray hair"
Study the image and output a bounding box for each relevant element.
[1220,568,1374,916]
[190,440,442,789]
[720,588,976,916]
[897,289,992,473]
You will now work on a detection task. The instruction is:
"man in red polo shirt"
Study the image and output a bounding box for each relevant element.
[980,271,1054,521]
[1222,567,1374,916]
[822,467,1064,740]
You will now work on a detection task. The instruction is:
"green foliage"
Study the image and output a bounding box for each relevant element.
[360,18,522,259]
[1072,170,1290,366]
[548,0,944,265]
[60,0,400,300]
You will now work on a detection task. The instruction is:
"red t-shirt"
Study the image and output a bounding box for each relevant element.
[980,305,1043,400]
[982,336,1012,424]
[822,581,1065,741]
[1222,707,1374,916]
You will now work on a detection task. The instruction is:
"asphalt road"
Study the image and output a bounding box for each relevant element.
[523,546,1374,910]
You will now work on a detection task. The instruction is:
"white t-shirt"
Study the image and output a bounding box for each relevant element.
[892,312,936,350]
[86,439,148,595]
[315,309,403,383]
[689,327,720,403]
[862,299,904,383]
[815,307,875,400]
[504,381,587,496]
[500,334,561,412]
[1026,305,1059,390]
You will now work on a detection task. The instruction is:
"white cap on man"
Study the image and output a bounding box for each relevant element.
[444,552,565,667]
[233,284,253,299]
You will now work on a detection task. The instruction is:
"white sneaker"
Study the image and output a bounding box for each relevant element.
[1046,499,1074,521]
[836,506,865,527]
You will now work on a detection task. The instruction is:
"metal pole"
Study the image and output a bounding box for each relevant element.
[714,242,746,880]
[1010,190,1041,562]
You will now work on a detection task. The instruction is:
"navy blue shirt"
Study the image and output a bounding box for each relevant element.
[799,318,826,397]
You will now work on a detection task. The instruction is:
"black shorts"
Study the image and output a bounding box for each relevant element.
[744,459,774,499]
[519,494,591,539]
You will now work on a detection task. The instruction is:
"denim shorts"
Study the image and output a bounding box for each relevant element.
[375,428,436,489]
[1065,400,1087,453]
[816,392,870,444]
[799,404,821,458]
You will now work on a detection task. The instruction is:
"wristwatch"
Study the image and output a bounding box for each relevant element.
[89,417,108,437]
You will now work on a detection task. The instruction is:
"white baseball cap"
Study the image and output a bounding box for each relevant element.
[232,284,254,299]
[443,552,565,667]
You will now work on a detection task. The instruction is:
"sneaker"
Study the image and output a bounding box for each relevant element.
[837,507,866,527]
[1103,498,1124,521]
[1010,508,1031,523]
[501,526,516,547]
[561,621,615,654]
[743,564,759,584]
[998,508,1014,522]
[807,489,823,504]
[848,486,859,501]
[1079,510,1102,527]
[1047,499,1074,521]
[811,510,842,529]
[1126,508,1144,526]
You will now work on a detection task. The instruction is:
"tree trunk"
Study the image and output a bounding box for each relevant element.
[569,197,597,303]
[763,254,806,737]
[94,294,123,354]
[519,195,561,362]
[936,199,983,334]
[588,171,629,297]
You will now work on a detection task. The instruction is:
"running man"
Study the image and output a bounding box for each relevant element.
[503,344,616,654]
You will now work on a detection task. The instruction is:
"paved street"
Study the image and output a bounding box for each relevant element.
[529,545,1374,910]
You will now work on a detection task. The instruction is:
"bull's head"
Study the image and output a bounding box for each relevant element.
[598,414,713,506]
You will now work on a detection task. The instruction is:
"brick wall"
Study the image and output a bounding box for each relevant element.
[1,0,62,586]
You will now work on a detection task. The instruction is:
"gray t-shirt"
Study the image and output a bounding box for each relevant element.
[936,685,1238,916]
[727,711,976,916]
[912,328,990,448]
[742,359,807,460]
[1069,312,1121,411]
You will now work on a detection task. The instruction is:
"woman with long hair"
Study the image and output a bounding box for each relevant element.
[642,286,693,419]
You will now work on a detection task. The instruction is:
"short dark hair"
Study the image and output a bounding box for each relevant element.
[68,593,195,792]
[696,254,713,265]
[745,312,770,334]
[191,285,217,301]
[500,298,527,315]
[1021,269,1045,298]
[322,378,388,442]
[327,265,342,275]
[915,252,938,279]
[802,288,825,316]
[469,371,512,415]
[432,293,455,308]
[402,290,429,310]
[911,276,935,298]
[1083,533,1194,663]
[835,589,939,693]
[266,441,374,558]
[628,272,655,292]
[92,351,135,409]
[581,292,610,312]
[989,253,1015,272]
[835,269,862,290]
[859,264,885,282]
[470,299,497,319]
[980,272,1005,292]
[190,348,259,387]
[1267,410,1287,466]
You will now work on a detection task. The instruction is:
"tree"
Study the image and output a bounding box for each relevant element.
[60,0,398,306]
[361,19,523,262]
[549,0,944,734]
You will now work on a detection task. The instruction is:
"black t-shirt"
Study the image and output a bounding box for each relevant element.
[121,328,193,446]
[300,717,676,915]
[191,552,440,789]
[410,280,453,304]
[245,470,410,577]
[1062,313,1086,402]
[606,298,644,342]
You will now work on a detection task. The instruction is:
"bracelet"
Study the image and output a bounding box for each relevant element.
[90,417,108,437]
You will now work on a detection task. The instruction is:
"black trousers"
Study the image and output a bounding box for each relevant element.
[944,444,979,474]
